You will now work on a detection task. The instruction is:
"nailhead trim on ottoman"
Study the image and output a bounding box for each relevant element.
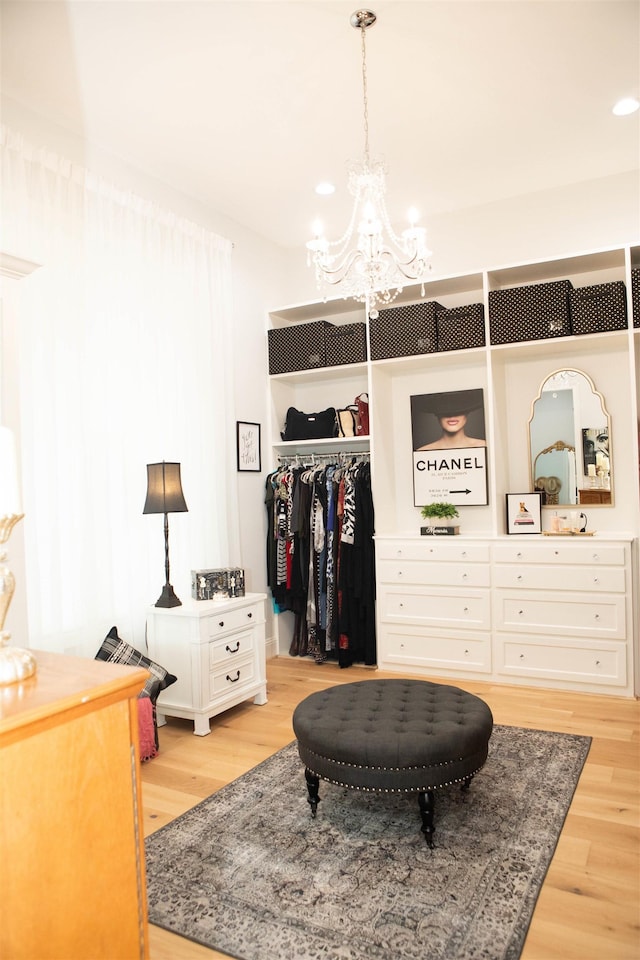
[292,678,494,845]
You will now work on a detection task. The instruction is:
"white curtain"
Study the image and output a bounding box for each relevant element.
[1,126,240,656]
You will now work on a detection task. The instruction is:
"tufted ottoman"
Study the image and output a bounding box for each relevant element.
[292,678,493,847]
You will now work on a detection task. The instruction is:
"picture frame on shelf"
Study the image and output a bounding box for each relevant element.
[236,421,261,472]
[506,492,542,535]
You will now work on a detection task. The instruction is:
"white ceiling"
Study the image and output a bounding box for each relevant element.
[2,0,639,250]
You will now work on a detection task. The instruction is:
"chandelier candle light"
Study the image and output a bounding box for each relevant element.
[307,9,432,318]
[0,425,36,685]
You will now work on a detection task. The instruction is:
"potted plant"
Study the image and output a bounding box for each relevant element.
[420,502,460,536]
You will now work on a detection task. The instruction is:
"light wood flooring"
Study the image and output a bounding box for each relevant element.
[141,656,640,960]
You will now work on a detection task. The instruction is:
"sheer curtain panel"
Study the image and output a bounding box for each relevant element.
[1,126,239,656]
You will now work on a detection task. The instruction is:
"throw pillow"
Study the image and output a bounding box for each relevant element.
[95,626,177,701]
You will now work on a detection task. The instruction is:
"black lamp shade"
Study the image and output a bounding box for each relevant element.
[143,462,188,515]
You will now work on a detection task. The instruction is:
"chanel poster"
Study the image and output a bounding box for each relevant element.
[411,388,488,506]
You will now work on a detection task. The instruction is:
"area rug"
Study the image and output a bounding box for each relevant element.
[145,725,591,960]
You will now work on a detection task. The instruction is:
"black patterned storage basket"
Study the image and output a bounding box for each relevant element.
[268,321,333,374]
[570,281,628,335]
[369,300,442,360]
[632,269,640,328]
[436,303,485,352]
[325,322,367,366]
[488,279,573,345]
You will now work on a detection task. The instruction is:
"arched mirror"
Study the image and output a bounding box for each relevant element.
[529,369,612,507]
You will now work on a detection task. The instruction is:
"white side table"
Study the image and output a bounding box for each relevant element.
[146,592,268,735]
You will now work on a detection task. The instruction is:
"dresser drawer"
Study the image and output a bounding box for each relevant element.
[378,558,490,588]
[381,627,491,673]
[493,542,626,566]
[380,585,490,630]
[377,539,490,563]
[209,654,255,698]
[205,604,261,640]
[209,626,256,668]
[498,635,627,686]
[493,564,625,593]
[494,589,625,639]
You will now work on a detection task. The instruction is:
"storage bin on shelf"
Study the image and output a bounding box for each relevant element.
[632,268,640,328]
[268,320,334,374]
[325,322,367,366]
[436,303,485,351]
[569,281,627,335]
[488,279,573,344]
[369,300,442,360]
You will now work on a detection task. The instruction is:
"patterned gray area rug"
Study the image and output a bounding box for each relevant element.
[145,725,590,960]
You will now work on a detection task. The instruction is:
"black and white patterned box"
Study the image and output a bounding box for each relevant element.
[436,303,486,352]
[369,300,443,360]
[489,279,573,345]
[325,322,367,366]
[632,268,640,328]
[570,281,627,335]
[268,321,333,374]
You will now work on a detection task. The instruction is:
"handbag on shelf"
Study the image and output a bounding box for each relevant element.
[281,406,338,441]
[336,405,360,438]
[354,393,370,436]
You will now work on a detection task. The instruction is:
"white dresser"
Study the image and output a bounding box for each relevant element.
[377,538,492,676]
[376,536,635,696]
[146,593,268,735]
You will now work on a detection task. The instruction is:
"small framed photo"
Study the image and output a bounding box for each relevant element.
[506,493,542,535]
[236,421,261,472]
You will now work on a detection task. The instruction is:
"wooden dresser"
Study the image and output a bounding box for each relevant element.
[0,650,150,959]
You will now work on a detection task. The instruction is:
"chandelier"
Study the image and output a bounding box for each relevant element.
[306,9,432,318]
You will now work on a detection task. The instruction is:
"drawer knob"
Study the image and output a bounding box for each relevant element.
[226,641,240,654]
[399,602,404,608]
[462,573,468,581]
[516,552,522,559]
[398,570,403,576]
[593,577,599,584]
[463,606,469,613]
[593,553,600,561]
[594,613,600,621]
[397,550,402,557]
[247,612,253,619]
[464,649,469,655]
[519,653,525,660]
[518,609,524,616]
[554,550,559,556]
[516,574,523,581]
[461,551,467,558]
[218,621,225,628]
[226,670,241,683]
[595,659,601,667]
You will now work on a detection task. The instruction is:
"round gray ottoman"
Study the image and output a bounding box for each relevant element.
[292,678,494,847]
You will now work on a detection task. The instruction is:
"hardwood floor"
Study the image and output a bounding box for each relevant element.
[141,656,640,960]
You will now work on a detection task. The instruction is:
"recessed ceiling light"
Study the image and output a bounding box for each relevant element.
[613,97,640,116]
[315,182,336,196]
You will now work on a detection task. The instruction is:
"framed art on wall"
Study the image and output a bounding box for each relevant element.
[236,421,261,472]
[506,492,542,534]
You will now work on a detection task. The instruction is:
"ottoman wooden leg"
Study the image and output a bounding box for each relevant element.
[418,790,435,848]
[305,767,321,818]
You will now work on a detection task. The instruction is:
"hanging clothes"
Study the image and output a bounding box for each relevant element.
[265,455,375,667]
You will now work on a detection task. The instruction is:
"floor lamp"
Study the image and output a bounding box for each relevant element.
[143,461,188,608]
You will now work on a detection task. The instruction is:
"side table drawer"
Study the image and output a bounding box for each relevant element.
[210,655,255,698]
[205,605,260,639]
[210,626,256,667]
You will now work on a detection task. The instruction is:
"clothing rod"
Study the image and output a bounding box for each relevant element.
[276,450,370,463]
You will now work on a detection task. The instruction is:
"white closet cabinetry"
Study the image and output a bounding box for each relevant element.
[267,243,640,695]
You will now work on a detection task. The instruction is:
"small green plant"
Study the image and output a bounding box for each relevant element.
[420,502,459,521]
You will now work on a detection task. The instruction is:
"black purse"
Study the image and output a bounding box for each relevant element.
[281,407,338,441]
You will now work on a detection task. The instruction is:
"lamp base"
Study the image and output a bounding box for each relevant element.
[155,583,182,608]
[0,633,37,685]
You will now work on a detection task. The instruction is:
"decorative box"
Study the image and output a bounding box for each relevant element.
[436,303,485,352]
[325,322,367,366]
[488,279,573,345]
[268,321,333,374]
[632,268,640,328]
[191,568,245,601]
[570,281,627,334]
[369,300,443,360]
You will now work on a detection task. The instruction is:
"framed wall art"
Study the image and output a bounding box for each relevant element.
[411,388,488,507]
[506,492,542,535]
[236,421,261,472]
